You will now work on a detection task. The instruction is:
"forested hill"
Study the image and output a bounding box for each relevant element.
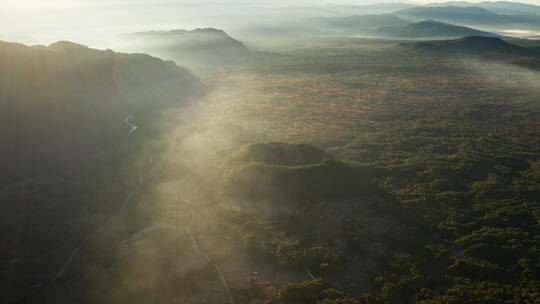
[0,40,204,184]
[399,36,539,57]
[121,28,252,76]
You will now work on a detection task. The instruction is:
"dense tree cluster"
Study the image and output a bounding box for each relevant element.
[210,41,540,303]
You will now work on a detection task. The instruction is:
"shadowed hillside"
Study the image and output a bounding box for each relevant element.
[0,40,203,184]
[0,39,204,304]
[399,36,539,57]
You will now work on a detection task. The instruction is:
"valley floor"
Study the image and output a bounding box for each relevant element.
[6,38,540,304]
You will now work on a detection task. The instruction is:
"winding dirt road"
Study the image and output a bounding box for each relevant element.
[124,115,138,134]
[29,115,145,289]
[29,114,235,304]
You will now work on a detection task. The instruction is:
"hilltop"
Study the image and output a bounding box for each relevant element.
[122,28,252,76]
[221,143,369,200]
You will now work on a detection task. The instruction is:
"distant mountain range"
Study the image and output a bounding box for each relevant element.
[0,40,203,183]
[286,1,540,20]
[394,5,540,29]
[307,14,500,39]
[396,5,504,23]
[331,1,540,16]
[224,2,540,46]
[373,20,498,39]
[432,1,540,15]
[309,14,410,34]
[399,36,539,57]
[121,28,252,76]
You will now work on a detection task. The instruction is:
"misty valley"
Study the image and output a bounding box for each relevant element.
[1,1,540,304]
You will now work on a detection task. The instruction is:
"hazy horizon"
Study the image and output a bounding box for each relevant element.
[3,0,540,47]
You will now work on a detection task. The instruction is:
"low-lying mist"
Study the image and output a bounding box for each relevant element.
[69,75,269,303]
[461,58,540,92]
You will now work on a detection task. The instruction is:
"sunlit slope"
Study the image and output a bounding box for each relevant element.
[121,28,252,76]
[0,40,203,183]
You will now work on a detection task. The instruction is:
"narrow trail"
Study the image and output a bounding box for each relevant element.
[29,115,145,290]
[52,248,81,282]
[121,170,144,211]
[182,184,235,304]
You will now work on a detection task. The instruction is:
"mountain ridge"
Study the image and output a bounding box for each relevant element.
[373,19,497,38]
[399,35,539,57]
[122,28,252,76]
[0,40,203,183]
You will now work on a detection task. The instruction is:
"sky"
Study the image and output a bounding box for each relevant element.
[2,0,540,45]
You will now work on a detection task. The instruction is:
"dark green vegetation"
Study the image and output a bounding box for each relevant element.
[204,36,540,303]
[221,143,369,200]
[121,28,252,76]
[373,20,497,39]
